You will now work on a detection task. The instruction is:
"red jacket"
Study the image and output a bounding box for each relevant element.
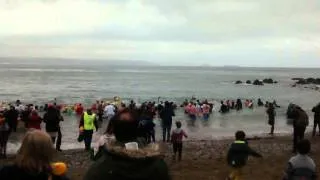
[28,114,42,130]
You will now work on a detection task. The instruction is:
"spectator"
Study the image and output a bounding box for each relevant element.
[84,108,170,180]
[0,112,10,159]
[79,109,99,151]
[160,101,175,142]
[267,103,276,135]
[312,103,320,137]
[283,139,316,180]
[27,110,42,130]
[226,131,262,180]
[43,105,61,150]
[0,130,69,180]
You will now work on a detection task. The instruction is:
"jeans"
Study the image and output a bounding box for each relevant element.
[162,126,171,142]
[312,120,320,137]
[173,142,183,161]
[84,130,94,150]
[293,126,306,152]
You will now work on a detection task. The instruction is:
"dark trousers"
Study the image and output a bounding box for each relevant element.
[293,126,306,152]
[162,126,171,142]
[147,130,155,143]
[312,120,320,137]
[56,127,62,150]
[0,131,9,157]
[84,130,94,150]
[173,142,183,161]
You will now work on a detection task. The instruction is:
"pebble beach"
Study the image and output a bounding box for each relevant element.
[2,134,320,180]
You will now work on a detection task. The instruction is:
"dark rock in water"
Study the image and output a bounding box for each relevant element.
[235,80,243,84]
[296,79,308,85]
[292,77,320,85]
[263,78,274,84]
[274,81,278,84]
[253,79,264,86]
[246,80,252,84]
[292,78,304,81]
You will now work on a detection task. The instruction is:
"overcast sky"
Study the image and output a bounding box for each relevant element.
[0,0,319,67]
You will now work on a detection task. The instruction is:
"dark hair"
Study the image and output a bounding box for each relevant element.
[176,121,182,128]
[110,108,139,143]
[235,130,246,140]
[297,139,311,155]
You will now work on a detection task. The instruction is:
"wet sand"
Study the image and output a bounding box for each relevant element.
[2,134,320,180]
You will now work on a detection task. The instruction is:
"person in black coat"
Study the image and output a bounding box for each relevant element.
[43,106,61,149]
[227,131,262,180]
[83,108,170,180]
[160,102,175,142]
[4,106,19,133]
[312,103,320,137]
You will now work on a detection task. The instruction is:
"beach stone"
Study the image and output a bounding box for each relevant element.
[235,80,243,84]
[246,80,252,84]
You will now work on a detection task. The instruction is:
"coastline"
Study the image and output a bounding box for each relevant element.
[2,133,320,180]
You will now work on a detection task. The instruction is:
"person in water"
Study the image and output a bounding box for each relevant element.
[0,130,69,180]
[266,103,276,135]
[226,131,262,180]
[312,103,320,137]
[235,99,243,111]
[171,121,188,161]
[283,139,316,180]
[83,108,170,180]
[202,103,211,121]
[257,98,264,107]
[220,101,229,113]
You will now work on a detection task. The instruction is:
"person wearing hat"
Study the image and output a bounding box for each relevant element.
[79,108,99,151]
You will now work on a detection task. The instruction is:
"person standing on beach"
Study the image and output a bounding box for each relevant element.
[0,112,10,159]
[283,139,316,180]
[292,106,309,153]
[79,108,99,150]
[171,121,188,161]
[160,101,175,142]
[5,105,19,132]
[84,108,170,180]
[43,105,61,151]
[312,103,320,137]
[104,103,116,121]
[266,103,276,135]
[226,131,262,180]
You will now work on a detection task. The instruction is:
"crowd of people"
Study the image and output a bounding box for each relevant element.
[0,98,320,180]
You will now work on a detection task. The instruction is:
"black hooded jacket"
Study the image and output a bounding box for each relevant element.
[84,141,170,180]
[227,140,262,168]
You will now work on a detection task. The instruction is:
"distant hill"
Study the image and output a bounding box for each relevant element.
[0,57,158,66]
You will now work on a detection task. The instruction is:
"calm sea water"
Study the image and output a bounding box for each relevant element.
[1,59,320,152]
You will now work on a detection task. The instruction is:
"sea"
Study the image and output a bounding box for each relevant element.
[1,59,320,153]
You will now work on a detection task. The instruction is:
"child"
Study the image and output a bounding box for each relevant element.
[226,131,262,180]
[283,139,316,180]
[171,121,188,161]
